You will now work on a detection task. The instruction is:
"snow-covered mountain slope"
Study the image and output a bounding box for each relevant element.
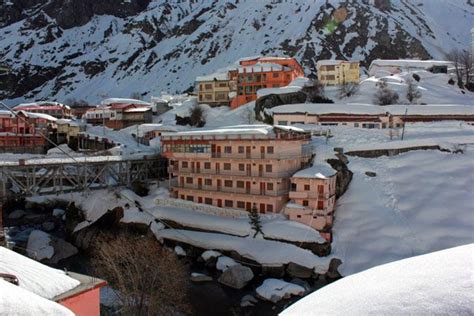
[0,0,472,104]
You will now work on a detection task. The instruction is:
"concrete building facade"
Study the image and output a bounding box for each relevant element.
[161,125,313,213]
[316,60,360,85]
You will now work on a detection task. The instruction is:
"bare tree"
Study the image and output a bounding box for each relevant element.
[338,83,359,99]
[446,48,469,89]
[301,79,331,103]
[459,50,473,90]
[406,77,422,104]
[373,79,399,105]
[93,232,192,315]
[189,104,206,127]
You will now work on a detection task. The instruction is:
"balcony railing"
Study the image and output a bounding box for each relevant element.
[174,183,290,197]
[170,167,296,179]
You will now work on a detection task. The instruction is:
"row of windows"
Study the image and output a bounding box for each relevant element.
[291,183,325,192]
[180,194,274,212]
[165,144,212,153]
[183,177,275,190]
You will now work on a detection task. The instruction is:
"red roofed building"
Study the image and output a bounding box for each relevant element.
[84,99,153,130]
[0,110,56,153]
[229,57,304,108]
[13,102,73,119]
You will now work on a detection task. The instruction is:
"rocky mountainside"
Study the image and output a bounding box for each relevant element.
[0,0,472,104]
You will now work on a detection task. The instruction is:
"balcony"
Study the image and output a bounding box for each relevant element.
[174,183,289,197]
[170,167,295,179]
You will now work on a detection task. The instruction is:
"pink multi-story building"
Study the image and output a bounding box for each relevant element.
[161,125,313,213]
[284,163,337,241]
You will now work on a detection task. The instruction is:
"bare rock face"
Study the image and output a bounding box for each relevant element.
[327,153,353,199]
[218,265,254,289]
[49,237,78,264]
[286,262,313,279]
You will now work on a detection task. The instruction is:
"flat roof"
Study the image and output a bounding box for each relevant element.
[54,272,106,302]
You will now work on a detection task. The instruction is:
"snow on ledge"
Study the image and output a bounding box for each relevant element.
[155,229,332,273]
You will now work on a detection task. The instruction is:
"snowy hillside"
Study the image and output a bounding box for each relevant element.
[0,0,472,104]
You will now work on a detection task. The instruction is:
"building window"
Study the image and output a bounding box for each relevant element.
[265,164,272,173]
[224,146,232,153]
[239,164,245,171]
[297,215,301,218]
[225,200,233,207]
[204,84,212,90]
[238,146,244,154]
[267,204,273,212]
[267,183,274,190]
[236,181,244,188]
[204,162,211,169]
[186,196,194,202]
[186,177,193,184]
[304,184,310,191]
[204,179,212,186]
[303,200,309,206]
[205,198,213,205]
[291,183,297,191]
[180,194,185,199]
[326,65,335,71]
[237,201,245,208]
[224,180,233,187]
[354,123,359,127]
[267,146,274,154]
[278,121,288,125]
[273,72,279,78]
[326,75,335,80]
[223,163,231,170]
[205,94,213,100]
[182,161,188,168]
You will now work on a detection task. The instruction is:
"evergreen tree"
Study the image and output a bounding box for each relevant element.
[248,204,263,238]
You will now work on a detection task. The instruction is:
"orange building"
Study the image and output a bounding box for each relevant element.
[229,57,305,108]
[161,125,313,213]
[0,110,56,153]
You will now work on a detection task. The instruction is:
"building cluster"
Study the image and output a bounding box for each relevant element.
[161,125,337,240]
[83,98,152,130]
[13,101,73,119]
[196,56,306,108]
[0,110,57,153]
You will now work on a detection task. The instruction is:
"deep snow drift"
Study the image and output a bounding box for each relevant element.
[281,244,474,315]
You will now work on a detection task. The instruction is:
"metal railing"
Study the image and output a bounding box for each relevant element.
[170,167,296,179]
[174,183,290,197]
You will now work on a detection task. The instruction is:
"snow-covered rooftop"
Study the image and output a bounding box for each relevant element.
[316,60,359,66]
[292,162,336,179]
[101,98,150,106]
[0,247,80,299]
[369,59,454,69]
[237,63,288,73]
[0,279,73,315]
[161,124,306,139]
[271,103,474,116]
[282,244,474,315]
[195,71,229,82]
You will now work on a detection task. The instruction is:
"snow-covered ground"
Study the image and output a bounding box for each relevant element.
[331,146,474,276]
[282,244,474,315]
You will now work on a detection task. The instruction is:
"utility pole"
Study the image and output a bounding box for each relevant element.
[401,108,408,140]
[136,124,139,148]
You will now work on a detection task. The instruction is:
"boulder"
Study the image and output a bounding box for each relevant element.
[326,258,343,280]
[174,245,186,256]
[262,265,285,278]
[216,256,239,271]
[52,208,65,217]
[190,272,212,283]
[286,262,313,279]
[290,278,311,293]
[240,294,258,307]
[365,171,377,177]
[49,237,78,264]
[218,265,254,289]
[41,221,55,232]
[8,209,26,219]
